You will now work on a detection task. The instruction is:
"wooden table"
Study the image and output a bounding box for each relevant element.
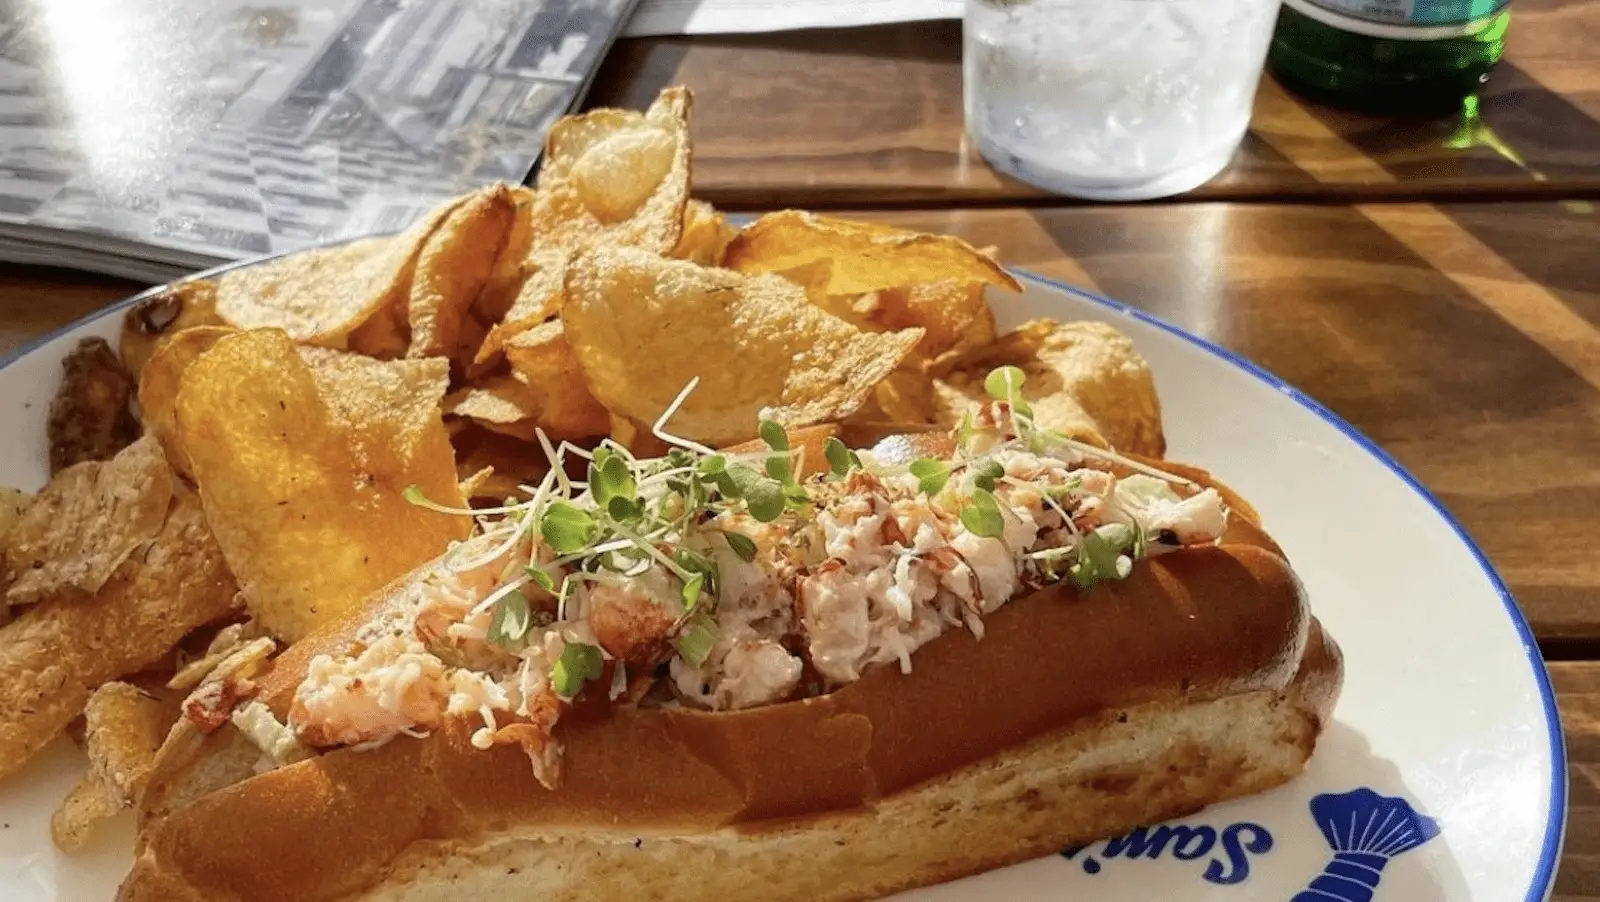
[1,4,1596,896]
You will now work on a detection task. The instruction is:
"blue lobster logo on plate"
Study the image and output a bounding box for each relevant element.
[1060,787,1441,899]
[1293,789,1442,901]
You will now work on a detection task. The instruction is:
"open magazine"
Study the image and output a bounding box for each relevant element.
[0,0,639,282]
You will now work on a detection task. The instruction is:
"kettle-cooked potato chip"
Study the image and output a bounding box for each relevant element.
[345,293,410,359]
[529,86,691,254]
[871,280,998,357]
[671,199,737,266]
[3,435,174,607]
[407,183,518,359]
[562,247,923,445]
[214,195,467,347]
[501,320,611,440]
[0,487,238,783]
[930,319,1166,458]
[119,279,223,381]
[474,247,568,366]
[47,338,140,475]
[175,330,469,642]
[443,378,541,441]
[449,423,553,503]
[296,347,458,477]
[138,326,236,480]
[474,185,539,325]
[723,211,1021,297]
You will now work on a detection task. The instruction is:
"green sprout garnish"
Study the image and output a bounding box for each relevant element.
[822,436,859,477]
[722,530,758,562]
[487,589,532,647]
[525,565,555,593]
[983,365,1032,415]
[540,501,597,554]
[673,546,719,609]
[433,369,1202,690]
[1063,523,1138,591]
[551,642,604,697]
[908,458,950,496]
[676,612,719,667]
[589,451,636,509]
[970,458,1005,492]
[960,488,1005,539]
[954,411,975,452]
[680,573,705,609]
[759,419,789,452]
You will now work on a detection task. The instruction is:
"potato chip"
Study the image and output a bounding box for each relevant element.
[449,424,552,503]
[84,681,172,803]
[458,466,498,502]
[562,247,924,445]
[529,86,691,254]
[56,679,182,849]
[407,183,518,359]
[0,487,238,782]
[444,378,540,441]
[344,299,408,359]
[606,413,671,458]
[871,280,998,357]
[501,320,612,439]
[474,247,568,365]
[48,337,140,474]
[860,367,942,426]
[474,185,539,324]
[119,279,223,381]
[52,772,117,853]
[296,347,455,478]
[4,435,174,607]
[165,621,269,693]
[723,211,1021,296]
[0,487,30,542]
[137,326,236,480]
[176,330,469,642]
[214,195,465,346]
[671,199,737,266]
[930,319,1166,458]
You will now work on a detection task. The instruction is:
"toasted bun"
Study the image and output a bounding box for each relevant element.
[120,456,1342,902]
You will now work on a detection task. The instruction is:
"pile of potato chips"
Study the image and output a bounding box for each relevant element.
[0,84,1167,853]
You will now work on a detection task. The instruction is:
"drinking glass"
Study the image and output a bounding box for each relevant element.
[964,0,1283,201]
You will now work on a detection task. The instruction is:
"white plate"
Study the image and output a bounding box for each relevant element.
[0,266,1565,902]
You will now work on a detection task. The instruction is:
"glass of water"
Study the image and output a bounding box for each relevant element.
[964,0,1283,201]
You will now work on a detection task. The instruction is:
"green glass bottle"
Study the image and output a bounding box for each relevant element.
[1267,1,1512,114]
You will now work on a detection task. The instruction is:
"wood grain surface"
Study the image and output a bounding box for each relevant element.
[586,0,1600,207]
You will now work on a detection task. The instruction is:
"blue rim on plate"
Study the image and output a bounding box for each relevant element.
[0,261,1567,902]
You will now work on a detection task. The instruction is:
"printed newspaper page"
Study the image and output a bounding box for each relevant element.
[624,0,961,37]
[0,0,636,279]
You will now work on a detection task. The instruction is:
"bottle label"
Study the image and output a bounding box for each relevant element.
[1285,0,1511,39]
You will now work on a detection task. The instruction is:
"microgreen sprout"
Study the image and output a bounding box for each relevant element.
[908,458,950,496]
[525,565,555,593]
[551,642,604,697]
[486,589,532,647]
[676,612,718,667]
[539,501,597,554]
[970,458,1005,492]
[721,531,758,562]
[960,488,1005,539]
[822,436,859,477]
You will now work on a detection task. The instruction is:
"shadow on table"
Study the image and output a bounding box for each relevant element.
[1292,62,1600,188]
